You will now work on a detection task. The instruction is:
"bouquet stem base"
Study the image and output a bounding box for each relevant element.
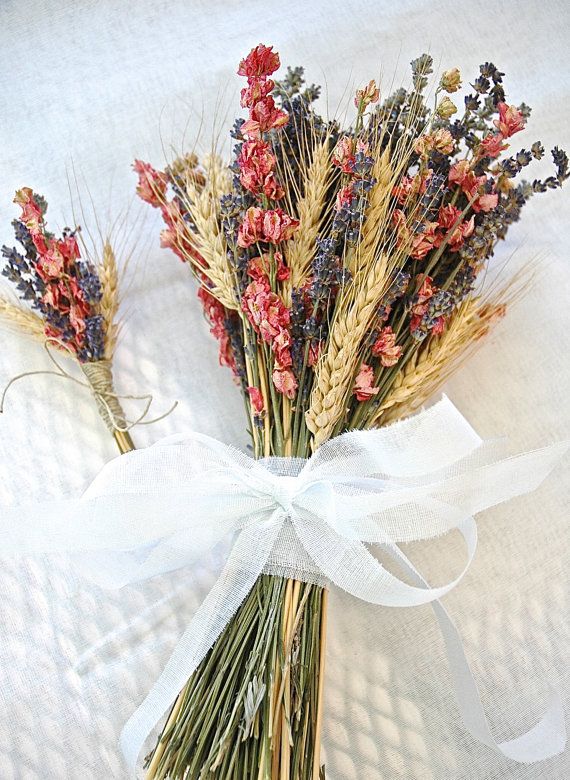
[144,575,327,780]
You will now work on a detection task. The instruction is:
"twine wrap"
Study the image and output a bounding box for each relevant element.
[81,360,126,432]
[1,341,172,455]
[81,360,135,452]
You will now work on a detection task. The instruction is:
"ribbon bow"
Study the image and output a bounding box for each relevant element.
[1,397,567,770]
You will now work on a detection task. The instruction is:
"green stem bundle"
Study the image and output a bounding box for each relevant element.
[145,576,326,780]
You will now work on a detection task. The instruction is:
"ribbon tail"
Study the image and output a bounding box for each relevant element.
[118,515,282,771]
[382,544,566,762]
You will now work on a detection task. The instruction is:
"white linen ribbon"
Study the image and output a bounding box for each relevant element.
[1,396,567,771]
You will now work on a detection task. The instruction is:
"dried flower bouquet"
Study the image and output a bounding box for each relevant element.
[1,190,135,453]
[133,45,568,780]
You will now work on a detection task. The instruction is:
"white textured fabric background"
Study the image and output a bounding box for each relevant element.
[0,1,568,778]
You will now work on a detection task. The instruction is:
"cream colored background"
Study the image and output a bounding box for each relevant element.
[0,0,569,777]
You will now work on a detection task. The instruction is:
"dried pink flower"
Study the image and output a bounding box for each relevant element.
[247,252,289,282]
[335,184,354,211]
[238,207,265,248]
[479,133,509,159]
[411,276,436,316]
[14,188,43,232]
[272,367,297,399]
[473,191,499,213]
[332,136,355,174]
[198,287,236,373]
[353,363,380,402]
[494,102,526,138]
[262,172,285,200]
[247,386,265,414]
[237,140,275,194]
[132,160,168,207]
[240,78,275,109]
[448,160,471,187]
[272,329,293,368]
[238,44,280,79]
[371,327,402,367]
[355,79,380,108]
[241,96,288,138]
[262,209,299,244]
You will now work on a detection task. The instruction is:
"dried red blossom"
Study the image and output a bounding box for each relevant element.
[409,314,422,333]
[437,203,463,230]
[238,208,299,248]
[10,189,104,359]
[353,363,380,401]
[335,184,354,211]
[241,280,290,342]
[238,207,265,248]
[332,136,355,174]
[435,204,475,251]
[247,386,265,414]
[262,209,299,243]
[393,210,439,260]
[472,191,499,213]
[462,173,487,200]
[431,317,446,335]
[410,224,438,260]
[160,200,204,264]
[132,159,168,207]
[241,96,288,138]
[392,175,422,205]
[237,44,280,80]
[308,341,322,367]
[371,326,403,367]
[241,279,296,396]
[355,79,380,108]
[411,276,436,316]
[14,188,43,233]
[37,246,66,279]
[247,252,290,282]
[448,163,498,214]
[272,367,297,399]
[197,286,236,373]
[238,140,276,194]
[448,160,471,187]
[262,172,285,200]
[478,133,509,159]
[409,276,447,336]
[494,102,526,138]
[240,78,275,109]
[272,329,293,368]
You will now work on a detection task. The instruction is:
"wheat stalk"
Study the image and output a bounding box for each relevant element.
[348,147,394,275]
[180,156,237,311]
[374,298,504,425]
[305,256,392,447]
[283,140,333,302]
[99,241,120,358]
[0,296,46,340]
[0,296,71,357]
[305,106,429,446]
